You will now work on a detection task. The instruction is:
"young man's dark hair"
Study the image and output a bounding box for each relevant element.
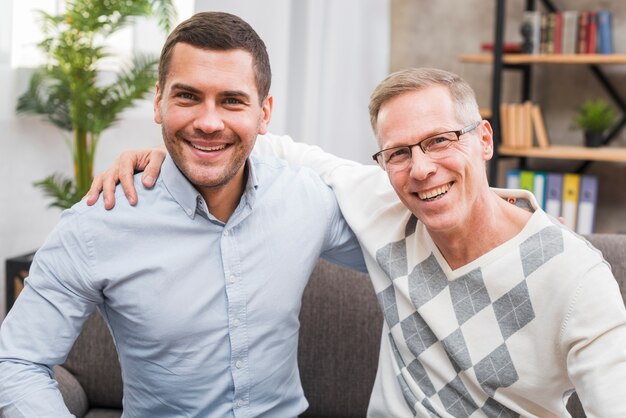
[158,11,272,103]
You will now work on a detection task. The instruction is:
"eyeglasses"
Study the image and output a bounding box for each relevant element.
[372,121,481,172]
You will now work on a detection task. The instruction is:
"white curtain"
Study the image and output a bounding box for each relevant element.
[195,0,390,163]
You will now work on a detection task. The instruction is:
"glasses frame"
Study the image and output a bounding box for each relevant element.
[372,121,481,171]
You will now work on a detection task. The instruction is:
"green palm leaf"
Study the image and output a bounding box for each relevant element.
[16,0,176,209]
[33,174,82,209]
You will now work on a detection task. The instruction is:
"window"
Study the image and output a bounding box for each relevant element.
[8,0,194,69]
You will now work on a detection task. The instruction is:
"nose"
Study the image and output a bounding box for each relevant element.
[193,102,225,133]
[407,148,437,180]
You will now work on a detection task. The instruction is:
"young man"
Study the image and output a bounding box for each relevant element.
[99,68,626,416]
[0,12,365,417]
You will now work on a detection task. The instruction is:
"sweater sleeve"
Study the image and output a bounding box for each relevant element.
[253,133,370,180]
[561,261,626,418]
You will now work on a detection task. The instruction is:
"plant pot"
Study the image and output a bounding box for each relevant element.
[584,131,604,148]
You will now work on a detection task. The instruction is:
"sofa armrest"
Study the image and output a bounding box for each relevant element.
[54,365,89,418]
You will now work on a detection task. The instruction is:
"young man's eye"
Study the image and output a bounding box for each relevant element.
[176,92,196,100]
[224,98,243,105]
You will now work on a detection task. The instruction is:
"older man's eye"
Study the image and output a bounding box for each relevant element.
[424,135,454,152]
[387,148,410,162]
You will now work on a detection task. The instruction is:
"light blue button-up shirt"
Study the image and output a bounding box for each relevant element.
[0,154,366,418]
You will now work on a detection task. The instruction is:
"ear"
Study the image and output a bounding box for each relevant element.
[154,82,163,124]
[257,94,274,134]
[478,120,494,160]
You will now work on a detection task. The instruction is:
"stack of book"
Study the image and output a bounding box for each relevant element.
[521,10,613,55]
[499,102,549,149]
[506,169,599,234]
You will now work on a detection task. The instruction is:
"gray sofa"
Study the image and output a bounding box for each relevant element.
[55,234,626,417]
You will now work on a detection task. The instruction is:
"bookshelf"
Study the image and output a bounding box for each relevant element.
[460,53,626,65]
[499,145,626,162]
[461,0,626,184]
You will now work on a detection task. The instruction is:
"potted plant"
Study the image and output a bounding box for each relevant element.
[573,99,616,148]
[16,0,176,209]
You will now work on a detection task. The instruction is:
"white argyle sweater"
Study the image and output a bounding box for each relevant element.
[254,134,626,418]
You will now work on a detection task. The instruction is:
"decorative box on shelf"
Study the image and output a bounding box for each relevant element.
[5,252,35,314]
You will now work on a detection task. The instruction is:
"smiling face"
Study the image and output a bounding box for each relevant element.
[154,43,272,206]
[376,85,493,236]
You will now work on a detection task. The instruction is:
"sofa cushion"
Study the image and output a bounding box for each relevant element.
[54,365,89,417]
[586,234,626,304]
[63,312,123,409]
[84,409,123,418]
[298,259,383,418]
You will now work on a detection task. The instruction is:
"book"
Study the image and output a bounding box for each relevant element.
[587,11,597,54]
[577,11,590,54]
[562,173,580,230]
[553,12,563,54]
[531,105,549,149]
[520,170,534,194]
[500,103,511,147]
[533,171,548,210]
[597,10,614,54]
[516,103,526,148]
[523,101,533,148]
[576,175,599,235]
[480,42,523,53]
[506,169,521,189]
[545,12,556,54]
[545,173,563,219]
[561,11,579,55]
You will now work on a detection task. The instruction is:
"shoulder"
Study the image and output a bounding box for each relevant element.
[251,154,332,193]
[65,173,164,223]
[250,154,339,217]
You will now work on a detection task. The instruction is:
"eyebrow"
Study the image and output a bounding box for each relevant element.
[222,90,252,102]
[385,127,453,149]
[169,83,202,95]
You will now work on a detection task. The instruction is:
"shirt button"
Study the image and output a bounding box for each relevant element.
[235,360,243,369]
[233,318,240,327]
[186,208,193,216]
[229,275,236,284]
[223,229,229,237]
[235,399,244,408]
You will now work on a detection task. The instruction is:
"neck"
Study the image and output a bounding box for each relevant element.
[429,189,532,270]
[198,166,248,223]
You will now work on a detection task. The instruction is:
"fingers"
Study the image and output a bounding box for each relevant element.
[101,165,120,210]
[85,173,105,206]
[141,148,167,188]
[118,152,139,206]
[84,147,165,208]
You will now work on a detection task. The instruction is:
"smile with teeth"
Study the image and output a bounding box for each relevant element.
[190,143,227,152]
[417,182,452,201]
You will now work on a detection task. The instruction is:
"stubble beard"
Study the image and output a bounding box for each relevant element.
[162,125,250,190]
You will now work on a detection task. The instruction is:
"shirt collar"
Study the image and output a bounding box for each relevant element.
[161,153,260,220]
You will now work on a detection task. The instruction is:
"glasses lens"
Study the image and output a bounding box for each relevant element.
[421,132,457,154]
[383,147,411,169]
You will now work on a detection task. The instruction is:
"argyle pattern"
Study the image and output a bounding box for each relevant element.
[375,219,564,417]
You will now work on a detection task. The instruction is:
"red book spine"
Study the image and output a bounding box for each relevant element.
[553,11,563,54]
[587,11,597,54]
[577,11,589,53]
